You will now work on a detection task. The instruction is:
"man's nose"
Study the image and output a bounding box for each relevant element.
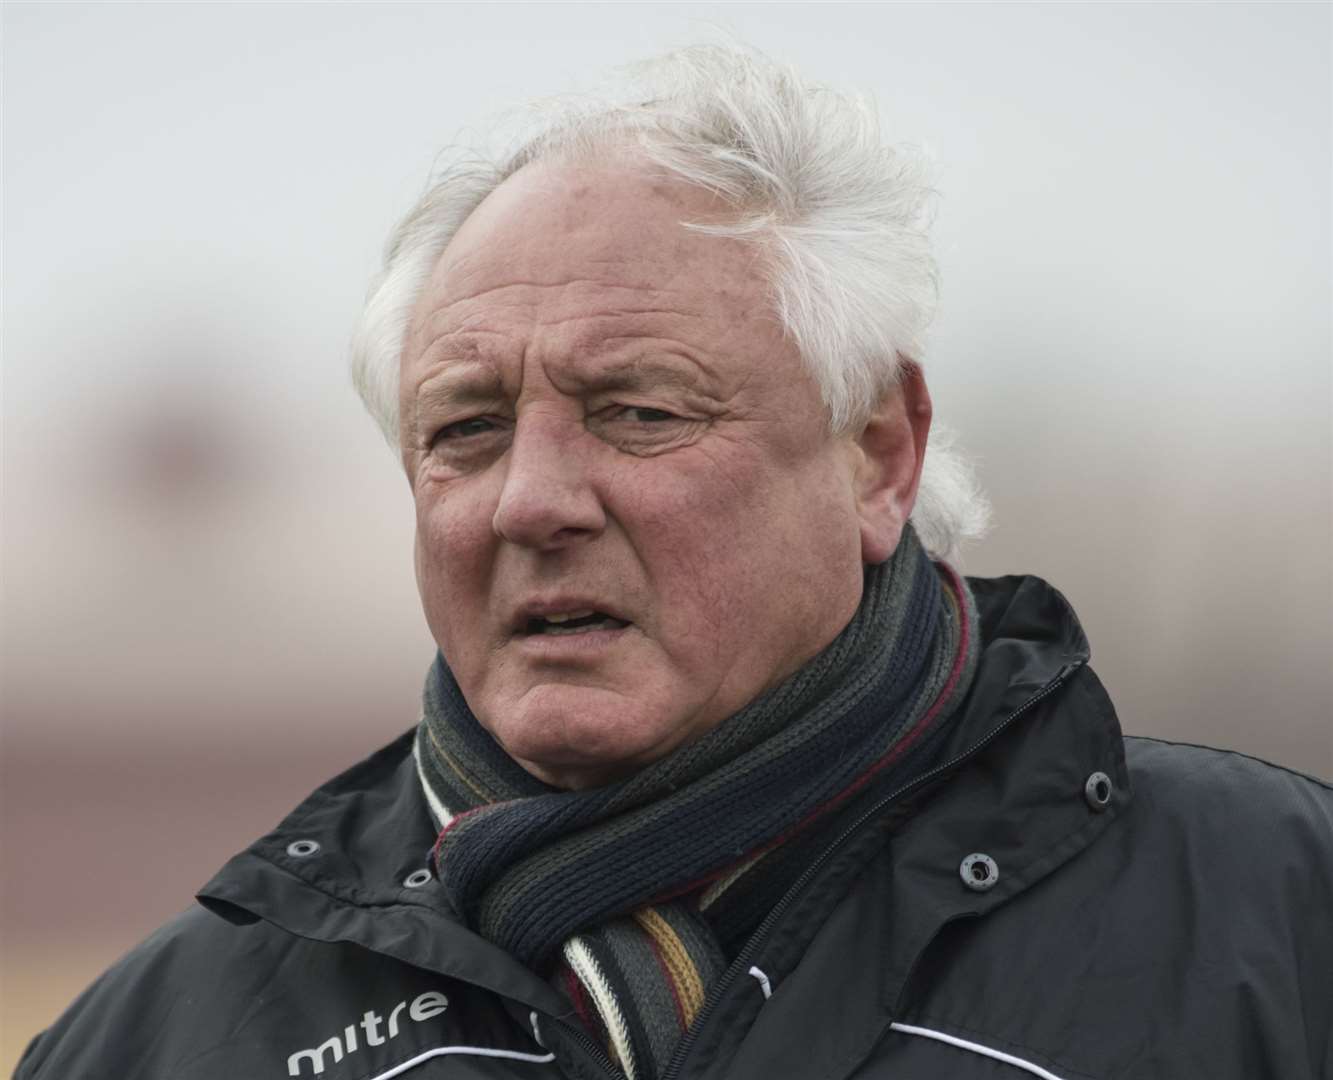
[491,415,606,549]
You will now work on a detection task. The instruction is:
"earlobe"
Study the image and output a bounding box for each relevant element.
[856,361,932,564]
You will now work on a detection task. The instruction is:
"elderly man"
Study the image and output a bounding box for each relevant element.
[18,46,1332,1080]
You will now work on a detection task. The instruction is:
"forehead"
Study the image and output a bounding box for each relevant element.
[403,162,783,381]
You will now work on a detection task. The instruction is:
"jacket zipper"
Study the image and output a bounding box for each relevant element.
[552,1017,624,1079]
[656,659,1083,1080]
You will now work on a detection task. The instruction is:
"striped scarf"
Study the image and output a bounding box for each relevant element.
[415,525,979,1079]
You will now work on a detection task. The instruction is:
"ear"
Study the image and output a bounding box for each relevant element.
[854,360,932,565]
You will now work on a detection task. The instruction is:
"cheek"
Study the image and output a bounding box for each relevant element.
[413,484,496,639]
[616,452,792,638]
[621,446,860,642]
[416,471,498,557]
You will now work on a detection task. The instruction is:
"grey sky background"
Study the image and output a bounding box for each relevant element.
[2,2,1330,1061]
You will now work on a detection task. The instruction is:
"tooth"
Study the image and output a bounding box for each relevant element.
[544,610,595,624]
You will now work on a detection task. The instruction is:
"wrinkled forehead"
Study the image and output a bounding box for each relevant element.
[405,161,777,355]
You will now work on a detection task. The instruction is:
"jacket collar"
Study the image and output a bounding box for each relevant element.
[197,733,571,1016]
[197,573,1122,1031]
[711,574,1128,1080]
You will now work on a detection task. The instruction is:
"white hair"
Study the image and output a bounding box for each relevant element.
[349,43,990,560]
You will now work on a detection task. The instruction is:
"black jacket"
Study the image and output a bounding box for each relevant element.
[17,576,1333,1080]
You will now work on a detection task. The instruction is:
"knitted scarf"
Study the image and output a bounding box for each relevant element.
[415,525,979,1079]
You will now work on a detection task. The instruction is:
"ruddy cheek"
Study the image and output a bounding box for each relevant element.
[414,514,472,623]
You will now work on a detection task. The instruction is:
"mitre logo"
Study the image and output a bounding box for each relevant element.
[286,990,450,1076]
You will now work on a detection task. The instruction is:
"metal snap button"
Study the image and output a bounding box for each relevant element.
[403,868,432,889]
[286,839,321,858]
[1084,771,1113,812]
[960,852,999,892]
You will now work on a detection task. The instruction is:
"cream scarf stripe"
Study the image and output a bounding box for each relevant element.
[565,936,638,1080]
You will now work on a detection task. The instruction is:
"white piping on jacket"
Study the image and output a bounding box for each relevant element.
[364,1044,556,1079]
[889,1022,1070,1080]
[359,1023,1069,1080]
[411,734,455,830]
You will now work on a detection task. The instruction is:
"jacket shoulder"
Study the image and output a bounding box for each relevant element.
[1125,734,1332,832]
[1123,735,1333,881]
[889,733,1333,1079]
[1120,735,1333,1061]
[15,904,291,1080]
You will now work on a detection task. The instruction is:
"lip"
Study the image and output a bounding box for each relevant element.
[505,594,635,663]
[512,622,633,661]
[507,596,632,635]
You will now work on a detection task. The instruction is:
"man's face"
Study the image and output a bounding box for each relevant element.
[400,162,880,788]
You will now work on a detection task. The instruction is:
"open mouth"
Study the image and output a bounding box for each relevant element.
[521,610,630,637]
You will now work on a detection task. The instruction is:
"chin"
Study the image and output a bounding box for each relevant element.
[485,685,688,789]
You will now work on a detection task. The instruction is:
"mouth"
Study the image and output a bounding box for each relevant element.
[518,609,631,637]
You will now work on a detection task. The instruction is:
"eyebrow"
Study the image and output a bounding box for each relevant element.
[413,363,505,413]
[567,355,717,397]
[412,352,720,418]
[407,362,506,442]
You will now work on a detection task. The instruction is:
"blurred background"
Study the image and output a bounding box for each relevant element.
[2,1,1329,1068]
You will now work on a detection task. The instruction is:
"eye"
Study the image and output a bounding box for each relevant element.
[624,407,678,423]
[585,401,703,455]
[433,416,498,442]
